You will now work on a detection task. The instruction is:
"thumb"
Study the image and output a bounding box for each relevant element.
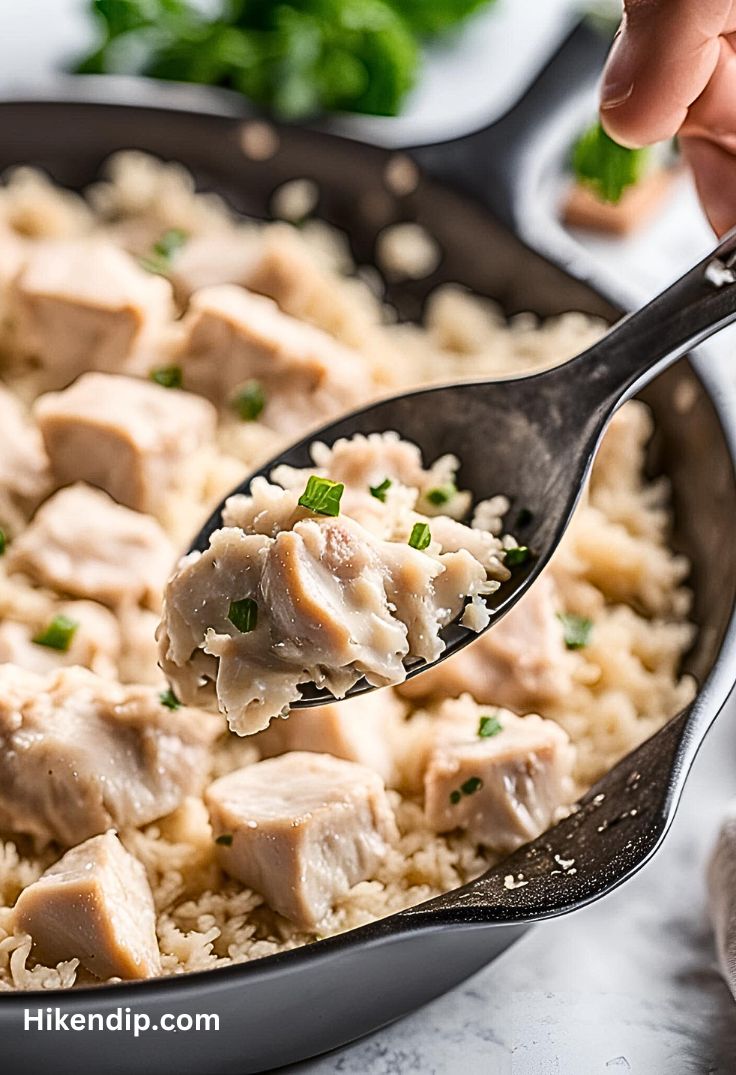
[600,0,727,147]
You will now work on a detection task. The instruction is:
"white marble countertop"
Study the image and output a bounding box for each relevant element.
[3,4,736,1072]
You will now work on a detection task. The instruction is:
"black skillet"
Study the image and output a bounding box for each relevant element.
[1,22,736,1075]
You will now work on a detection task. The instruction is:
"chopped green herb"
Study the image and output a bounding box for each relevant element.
[515,507,533,529]
[425,482,456,506]
[215,833,234,846]
[0,528,6,556]
[32,614,78,652]
[159,687,181,710]
[408,521,431,551]
[232,380,266,422]
[478,714,502,738]
[149,365,183,389]
[572,120,650,204]
[557,612,593,650]
[369,477,392,502]
[298,475,344,517]
[139,227,188,275]
[228,598,258,633]
[505,545,530,567]
[154,227,188,259]
[449,775,484,804]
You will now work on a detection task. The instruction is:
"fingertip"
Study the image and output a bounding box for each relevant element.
[599,97,683,150]
[598,107,647,150]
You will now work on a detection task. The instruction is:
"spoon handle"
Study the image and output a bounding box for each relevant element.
[566,227,736,413]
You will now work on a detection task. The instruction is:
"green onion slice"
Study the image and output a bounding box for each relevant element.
[228,598,258,633]
[369,477,392,502]
[32,614,78,652]
[557,612,593,650]
[298,476,344,517]
[408,521,431,550]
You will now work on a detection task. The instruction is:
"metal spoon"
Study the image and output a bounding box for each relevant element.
[190,230,736,706]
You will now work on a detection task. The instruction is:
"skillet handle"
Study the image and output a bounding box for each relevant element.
[409,18,611,230]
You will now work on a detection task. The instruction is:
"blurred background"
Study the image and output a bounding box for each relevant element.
[2,2,736,1072]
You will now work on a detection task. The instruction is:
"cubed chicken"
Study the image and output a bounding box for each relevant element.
[0,227,27,333]
[0,599,121,678]
[0,384,50,535]
[167,230,260,303]
[255,689,405,783]
[423,702,575,853]
[245,226,379,352]
[34,372,217,514]
[159,432,509,734]
[6,483,175,609]
[206,752,398,928]
[398,573,575,712]
[13,831,160,980]
[159,507,488,734]
[0,664,218,845]
[10,238,173,389]
[174,285,374,429]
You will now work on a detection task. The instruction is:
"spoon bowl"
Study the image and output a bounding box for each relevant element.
[190,229,736,706]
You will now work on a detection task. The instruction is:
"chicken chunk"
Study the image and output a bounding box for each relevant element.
[206,753,398,928]
[0,600,121,678]
[13,831,160,980]
[399,573,575,712]
[159,431,509,733]
[9,238,173,389]
[34,372,217,514]
[0,384,50,535]
[167,230,260,302]
[0,227,27,339]
[174,285,374,429]
[245,226,381,352]
[159,506,488,734]
[0,664,218,845]
[6,483,175,609]
[254,689,405,783]
[422,700,575,853]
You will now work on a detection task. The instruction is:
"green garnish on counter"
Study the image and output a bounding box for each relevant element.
[228,598,258,633]
[150,365,183,389]
[298,475,344,517]
[408,521,431,550]
[75,0,498,121]
[0,528,6,556]
[369,477,392,502]
[504,545,530,566]
[159,687,182,710]
[478,714,502,738]
[32,615,79,652]
[572,120,650,204]
[557,612,593,650]
[232,380,266,422]
[425,482,456,506]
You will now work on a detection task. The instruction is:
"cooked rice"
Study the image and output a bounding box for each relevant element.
[0,154,694,989]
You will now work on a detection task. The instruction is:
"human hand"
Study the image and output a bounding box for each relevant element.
[600,0,736,235]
